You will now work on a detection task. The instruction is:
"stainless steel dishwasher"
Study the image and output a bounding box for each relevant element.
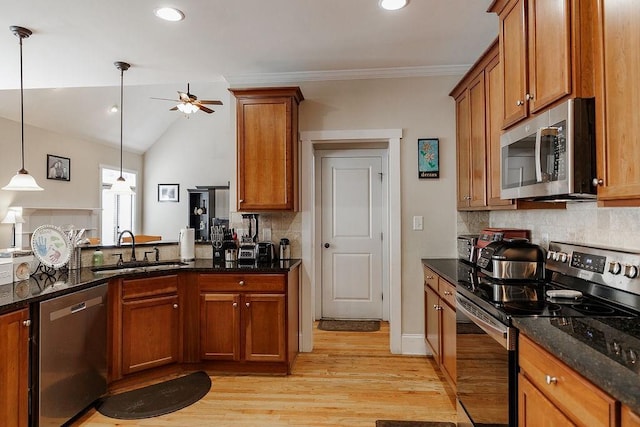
[38,283,108,426]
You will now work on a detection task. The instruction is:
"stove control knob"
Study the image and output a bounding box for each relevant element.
[628,348,638,365]
[624,264,639,279]
[557,252,568,263]
[547,251,556,260]
[612,341,622,355]
[608,261,622,275]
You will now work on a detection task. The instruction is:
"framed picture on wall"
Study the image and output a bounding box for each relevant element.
[47,154,71,181]
[418,138,439,179]
[158,184,179,202]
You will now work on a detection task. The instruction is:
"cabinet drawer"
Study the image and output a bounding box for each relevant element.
[422,265,438,291]
[122,275,178,300]
[199,274,285,292]
[439,279,456,308]
[519,334,617,427]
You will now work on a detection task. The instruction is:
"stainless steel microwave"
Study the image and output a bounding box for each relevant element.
[500,98,596,201]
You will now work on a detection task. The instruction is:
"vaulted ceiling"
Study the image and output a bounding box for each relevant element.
[0,0,497,152]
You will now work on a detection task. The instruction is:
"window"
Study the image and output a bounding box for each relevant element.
[101,167,136,245]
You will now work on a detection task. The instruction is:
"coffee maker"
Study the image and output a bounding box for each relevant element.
[237,214,259,264]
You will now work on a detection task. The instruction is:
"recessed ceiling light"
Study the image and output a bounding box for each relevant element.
[154,7,185,22]
[379,0,408,11]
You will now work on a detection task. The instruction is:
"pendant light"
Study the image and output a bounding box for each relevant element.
[108,61,134,195]
[2,26,43,191]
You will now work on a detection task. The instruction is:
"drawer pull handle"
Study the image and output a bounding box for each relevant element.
[23,319,31,327]
[545,375,557,385]
[425,275,434,280]
[444,291,452,296]
[239,280,245,286]
[246,302,250,308]
[232,302,238,307]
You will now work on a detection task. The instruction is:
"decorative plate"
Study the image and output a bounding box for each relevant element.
[30,225,72,269]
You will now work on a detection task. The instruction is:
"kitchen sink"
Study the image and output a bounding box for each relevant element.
[91,260,188,274]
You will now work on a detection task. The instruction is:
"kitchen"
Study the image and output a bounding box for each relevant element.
[1,0,640,426]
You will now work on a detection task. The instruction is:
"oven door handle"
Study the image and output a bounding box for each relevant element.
[456,295,511,350]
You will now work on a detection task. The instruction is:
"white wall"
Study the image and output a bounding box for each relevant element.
[142,82,233,241]
[298,76,460,335]
[0,116,143,246]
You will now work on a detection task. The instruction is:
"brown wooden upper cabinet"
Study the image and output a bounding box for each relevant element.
[593,0,640,205]
[229,87,304,211]
[489,0,594,129]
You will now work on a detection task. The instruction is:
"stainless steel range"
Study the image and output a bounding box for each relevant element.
[455,241,640,427]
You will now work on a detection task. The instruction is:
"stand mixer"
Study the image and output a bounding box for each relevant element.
[238,214,259,264]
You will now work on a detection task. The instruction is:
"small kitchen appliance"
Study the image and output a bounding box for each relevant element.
[238,214,259,264]
[256,242,277,263]
[476,238,546,280]
[279,238,291,260]
[457,234,478,264]
[475,227,531,251]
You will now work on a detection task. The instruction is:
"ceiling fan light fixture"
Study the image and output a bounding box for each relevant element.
[177,102,198,114]
[154,7,185,22]
[379,0,408,11]
[3,26,43,192]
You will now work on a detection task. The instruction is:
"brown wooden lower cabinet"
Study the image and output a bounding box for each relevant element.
[0,307,30,427]
[423,265,456,390]
[519,334,618,427]
[109,267,299,381]
[622,405,640,427]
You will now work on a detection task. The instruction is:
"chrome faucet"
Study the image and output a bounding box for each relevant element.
[117,230,136,262]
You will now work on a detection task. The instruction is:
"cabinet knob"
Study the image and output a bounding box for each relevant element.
[545,375,558,385]
[23,319,31,327]
[239,199,244,203]
[516,99,524,106]
[233,302,238,307]
[525,93,534,101]
[239,280,245,286]
[444,291,452,296]
[173,304,178,309]
[245,302,250,308]
[592,178,604,186]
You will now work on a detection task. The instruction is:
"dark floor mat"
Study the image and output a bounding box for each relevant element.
[96,371,211,419]
[376,421,455,427]
[318,319,380,332]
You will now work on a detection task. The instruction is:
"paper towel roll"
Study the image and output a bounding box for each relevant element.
[179,228,195,261]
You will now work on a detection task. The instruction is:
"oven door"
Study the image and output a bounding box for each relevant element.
[456,292,517,427]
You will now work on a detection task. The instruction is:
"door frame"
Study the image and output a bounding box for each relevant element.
[300,129,403,353]
[315,149,389,321]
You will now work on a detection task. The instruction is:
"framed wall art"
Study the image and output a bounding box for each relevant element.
[418,138,439,179]
[158,184,179,202]
[47,154,71,181]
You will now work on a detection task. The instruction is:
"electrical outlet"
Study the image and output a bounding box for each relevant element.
[412,216,423,231]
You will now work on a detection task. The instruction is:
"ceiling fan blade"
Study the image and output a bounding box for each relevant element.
[169,106,178,111]
[198,100,223,105]
[151,97,180,102]
[198,105,214,114]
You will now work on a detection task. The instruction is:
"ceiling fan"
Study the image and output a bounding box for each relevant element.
[152,83,222,114]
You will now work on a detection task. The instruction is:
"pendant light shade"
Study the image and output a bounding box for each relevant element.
[2,26,43,192]
[107,61,134,195]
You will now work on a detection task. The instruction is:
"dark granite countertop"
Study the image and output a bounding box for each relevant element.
[421,258,640,415]
[0,258,301,315]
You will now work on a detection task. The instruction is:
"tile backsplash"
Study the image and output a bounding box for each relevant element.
[489,202,640,251]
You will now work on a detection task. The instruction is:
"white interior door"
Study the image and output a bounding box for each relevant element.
[321,155,384,319]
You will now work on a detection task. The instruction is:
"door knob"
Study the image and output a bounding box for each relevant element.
[324,243,330,248]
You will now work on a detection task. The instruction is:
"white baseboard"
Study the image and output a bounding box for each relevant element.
[400,333,429,355]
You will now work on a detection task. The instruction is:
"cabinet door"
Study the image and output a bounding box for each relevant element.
[622,405,640,427]
[500,0,528,127]
[244,294,286,362]
[236,97,296,211]
[594,0,640,202]
[455,90,471,209]
[424,284,440,360]
[527,0,571,113]
[519,373,574,427]
[469,73,487,207]
[440,301,456,388]
[486,55,513,207]
[122,294,180,374]
[0,308,29,427]
[200,293,240,361]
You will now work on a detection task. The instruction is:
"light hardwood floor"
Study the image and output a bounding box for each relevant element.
[73,322,456,426]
